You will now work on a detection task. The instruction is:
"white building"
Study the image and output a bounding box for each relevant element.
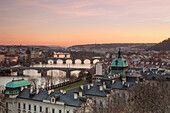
[4,79,85,113]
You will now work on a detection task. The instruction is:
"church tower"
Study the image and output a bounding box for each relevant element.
[109,48,128,77]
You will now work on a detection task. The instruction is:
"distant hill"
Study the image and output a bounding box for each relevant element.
[68,43,155,50]
[0,45,64,49]
[148,38,170,51]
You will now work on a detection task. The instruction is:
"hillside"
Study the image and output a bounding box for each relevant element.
[148,38,170,51]
[68,43,155,50]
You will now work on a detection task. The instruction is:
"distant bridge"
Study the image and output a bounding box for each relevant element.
[30,57,102,65]
[0,67,91,78]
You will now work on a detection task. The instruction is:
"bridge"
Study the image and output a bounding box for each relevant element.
[0,67,91,78]
[30,57,102,65]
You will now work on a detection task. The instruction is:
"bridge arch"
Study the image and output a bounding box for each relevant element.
[57,59,63,64]
[48,59,54,65]
[84,59,90,64]
[47,69,66,77]
[75,59,81,64]
[66,59,72,64]
[23,69,41,76]
[93,59,100,64]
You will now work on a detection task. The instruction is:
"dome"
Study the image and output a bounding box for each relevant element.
[111,48,128,68]
[6,78,30,88]
[111,57,128,67]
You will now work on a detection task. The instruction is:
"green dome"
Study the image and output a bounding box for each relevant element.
[6,79,30,88]
[111,48,128,67]
[111,57,128,67]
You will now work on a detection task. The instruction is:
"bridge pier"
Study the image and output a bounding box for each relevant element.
[66,70,71,78]
[72,60,75,64]
[41,70,47,77]
[81,60,84,64]
[63,60,66,64]
[90,60,93,64]
[17,70,23,76]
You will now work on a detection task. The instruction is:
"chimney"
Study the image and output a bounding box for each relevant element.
[63,90,66,94]
[103,84,106,89]
[99,86,103,91]
[80,85,84,90]
[79,91,83,97]
[21,86,24,91]
[51,89,54,92]
[74,92,78,99]
[112,80,115,84]
[88,84,90,89]
[90,83,94,86]
[60,90,63,93]
[122,81,125,85]
[48,90,51,95]
[36,88,39,94]
[30,86,33,93]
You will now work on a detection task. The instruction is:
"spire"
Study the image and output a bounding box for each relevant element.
[118,48,122,58]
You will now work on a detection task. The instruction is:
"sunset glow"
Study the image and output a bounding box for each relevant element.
[0,0,170,46]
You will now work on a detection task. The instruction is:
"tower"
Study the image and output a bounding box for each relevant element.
[109,48,128,78]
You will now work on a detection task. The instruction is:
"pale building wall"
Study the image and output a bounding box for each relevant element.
[0,54,4,62]
[6,98,80,113]
[96,63,103,75]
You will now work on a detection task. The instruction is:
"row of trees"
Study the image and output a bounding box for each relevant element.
[85,81,170,113]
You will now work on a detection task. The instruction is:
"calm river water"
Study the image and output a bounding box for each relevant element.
[0,63,92,88]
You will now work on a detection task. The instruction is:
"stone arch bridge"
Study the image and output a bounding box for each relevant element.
[0,67,91,78]
[31,57,102,64]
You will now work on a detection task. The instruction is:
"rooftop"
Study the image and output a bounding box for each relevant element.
[6,78,30,88]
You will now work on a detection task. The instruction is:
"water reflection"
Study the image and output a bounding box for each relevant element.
[0,64,92,87]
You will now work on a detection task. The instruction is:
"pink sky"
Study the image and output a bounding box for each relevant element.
[0,0,170,46]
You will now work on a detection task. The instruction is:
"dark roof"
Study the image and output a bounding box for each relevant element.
[17,89,48,101]
[46,92,81,107]
[17,88,83,107]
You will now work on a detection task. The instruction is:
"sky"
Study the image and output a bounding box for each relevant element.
[0,0,170,47]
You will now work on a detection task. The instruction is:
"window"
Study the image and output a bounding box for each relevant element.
[115,60,118,65]
[18,103,20,108]
[59,110,62,113]
[34,105,36,111]
[46,107,48,113]
[6,102,8,113]
[40,106,42,112]
[52,98,55,102]
[6,102,8,108]
[52,109,55,113]
[23,103,26,109]
[29,104,31,110]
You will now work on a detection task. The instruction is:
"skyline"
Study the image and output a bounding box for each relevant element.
[1,0,170,46]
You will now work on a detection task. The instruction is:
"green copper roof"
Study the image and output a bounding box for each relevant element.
[9,49,14,52]
[111,48,128,67]
[5,89,20,95]
[111,58,128,67]
[6,79,30,88]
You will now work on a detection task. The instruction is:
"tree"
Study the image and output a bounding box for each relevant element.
[86,81,170,113]
[28,78,38,89]
[0,94,8,113]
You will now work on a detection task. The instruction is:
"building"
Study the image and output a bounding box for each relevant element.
[0,52,5,63]
[4,49,18,66]
[5,79,86,113]
[109,48,128,77]
[53,52,70,58]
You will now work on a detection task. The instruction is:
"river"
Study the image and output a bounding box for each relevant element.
[0,63,92,88]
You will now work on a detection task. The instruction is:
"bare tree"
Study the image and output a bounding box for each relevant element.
[28,78,38,89]
[0,94,8,113]
[85,81,170,113]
